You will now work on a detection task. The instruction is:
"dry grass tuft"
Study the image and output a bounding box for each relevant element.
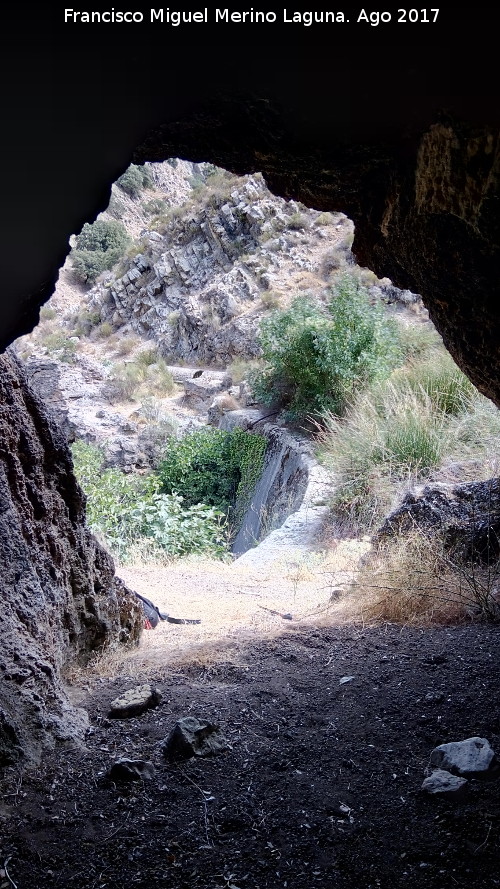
[343,530,500,626]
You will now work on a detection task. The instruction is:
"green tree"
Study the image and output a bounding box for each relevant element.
[252,274,402,421]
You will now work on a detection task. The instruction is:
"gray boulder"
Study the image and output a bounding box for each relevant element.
[422,769,468,797]
[430,737,497,777]
[162,716,227,760]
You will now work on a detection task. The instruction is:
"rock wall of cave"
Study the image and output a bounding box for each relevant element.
[0,352,142,765]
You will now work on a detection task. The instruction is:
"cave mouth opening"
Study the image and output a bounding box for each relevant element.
[11,154,500,647]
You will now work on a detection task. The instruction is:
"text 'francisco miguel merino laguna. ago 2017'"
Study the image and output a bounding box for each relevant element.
[64,8,430,26]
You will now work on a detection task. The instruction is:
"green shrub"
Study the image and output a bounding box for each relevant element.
[75,219,130,254]
[74,309,102,337]
[72,219,131,284]
[145,359,175,396]
[143,198,167,216]
[42,332,78,363]
[314,212,334,226]
[157,426,267,524]
[71,441,226,560]
[117,163,153,197]
[136,347,160,367]
[252,274,402,422]
[94,321,114,339]
[39,305,56,321]
[105,356,174,402]
[105,362,144,402]
[114,336,137,357]
[288,212,308,231]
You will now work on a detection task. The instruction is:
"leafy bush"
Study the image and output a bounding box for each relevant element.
[252,274,402,422]
[41,331,78,363]
[39,305,56,321]
[157,427,267,523]
[71,441,227,561]
[72,219,131,284]
[117,163,153,197]
[75,219,130,254]
[143,198,167,216]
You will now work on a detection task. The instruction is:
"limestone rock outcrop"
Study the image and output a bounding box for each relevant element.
[88,175,350,365]
[0,352,142,765]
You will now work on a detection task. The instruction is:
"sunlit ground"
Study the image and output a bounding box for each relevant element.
[88,539,370,678]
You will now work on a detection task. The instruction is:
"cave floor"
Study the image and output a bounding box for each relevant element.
[1,556,500,889]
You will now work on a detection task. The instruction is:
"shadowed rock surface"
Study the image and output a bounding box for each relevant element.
[377,478,500,563]
[0,352,142,764]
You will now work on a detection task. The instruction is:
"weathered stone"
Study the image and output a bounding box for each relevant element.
[109,685,162,719]
[376,479,500,566]
[0,353,142,765]
[108,758,155,782]
[422,769,468,797]
[430,737,497,777]
[162,716,227,760]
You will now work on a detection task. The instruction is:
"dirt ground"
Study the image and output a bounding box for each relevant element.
[1,564,500,889]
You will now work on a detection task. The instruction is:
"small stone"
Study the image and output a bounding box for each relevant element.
[430,737,497,777]
[108,684,162,719]
[108,759,155,782]
[422,769,468,797]
[424,692,444,703]
[339,676,355,685]
[162,716,228,760]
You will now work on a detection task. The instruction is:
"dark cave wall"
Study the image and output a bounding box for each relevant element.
[0,353,142,765]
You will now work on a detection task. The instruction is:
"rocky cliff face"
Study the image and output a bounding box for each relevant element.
[0,352,142,765]
[88,173,352,366]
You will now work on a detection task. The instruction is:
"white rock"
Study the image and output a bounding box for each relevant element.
[422,769,468,796]
[430,737,497,777]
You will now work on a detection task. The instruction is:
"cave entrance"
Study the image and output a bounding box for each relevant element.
[12,157,500,647]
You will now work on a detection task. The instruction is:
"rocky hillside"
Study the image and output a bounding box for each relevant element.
[87,167,359,366]
[13,160,423,471]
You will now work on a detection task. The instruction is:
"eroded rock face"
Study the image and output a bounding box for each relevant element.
[376,478,500,563]
[0,352,142,765]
